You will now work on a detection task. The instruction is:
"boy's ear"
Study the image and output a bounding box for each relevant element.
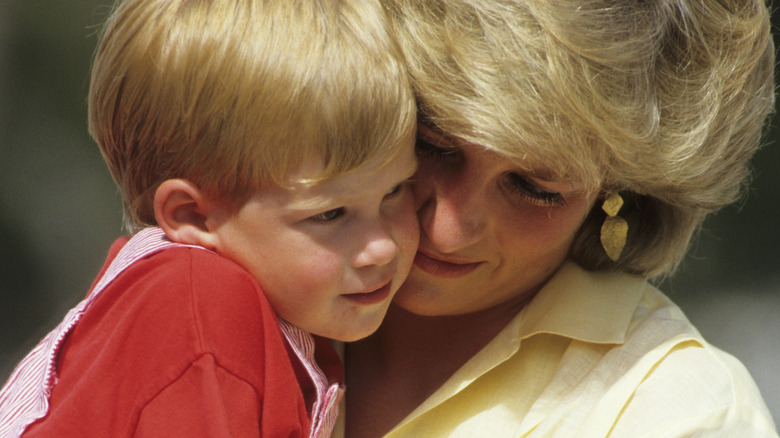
[153,179,225,250]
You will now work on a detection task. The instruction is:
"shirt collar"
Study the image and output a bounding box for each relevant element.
[513,261,647,344]
[377,262,649,435]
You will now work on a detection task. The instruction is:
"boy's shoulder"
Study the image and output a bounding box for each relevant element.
[88,243,283,374]
[111,243,277,331]
[8,241,308,437]
[125,244,266,303]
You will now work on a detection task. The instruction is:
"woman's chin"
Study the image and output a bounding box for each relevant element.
[391,279,462,317]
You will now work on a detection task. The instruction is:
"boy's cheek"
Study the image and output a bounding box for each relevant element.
[400,200,421,257]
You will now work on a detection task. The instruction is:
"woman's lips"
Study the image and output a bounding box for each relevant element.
[413,250,482,278]
[342,283,393,305]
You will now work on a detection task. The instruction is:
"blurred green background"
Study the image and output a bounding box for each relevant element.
[1,0,778,425]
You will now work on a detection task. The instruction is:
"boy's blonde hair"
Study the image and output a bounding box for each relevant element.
[388,0,774,277]
[89,0,415,231]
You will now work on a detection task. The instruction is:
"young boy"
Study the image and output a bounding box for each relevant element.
[0,0,418,436]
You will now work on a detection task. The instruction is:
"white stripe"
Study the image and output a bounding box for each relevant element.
[279,321,346,438]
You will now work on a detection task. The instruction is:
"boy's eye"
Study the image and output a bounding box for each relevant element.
[505,173,566,207]
[385,183,402,196]
[310,207,345,222]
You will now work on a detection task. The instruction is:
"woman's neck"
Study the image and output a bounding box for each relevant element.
[344,294,534,438]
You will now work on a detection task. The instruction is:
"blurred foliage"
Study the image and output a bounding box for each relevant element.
[1,0,122,374]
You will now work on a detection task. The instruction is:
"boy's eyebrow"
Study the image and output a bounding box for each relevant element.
[284,178,366,211]
[286,194,339,211]
[288,158,418,212]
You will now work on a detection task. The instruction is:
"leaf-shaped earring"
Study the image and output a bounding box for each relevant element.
[600,193,628,261]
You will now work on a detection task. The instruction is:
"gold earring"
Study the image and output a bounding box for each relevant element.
[600,193,628,261]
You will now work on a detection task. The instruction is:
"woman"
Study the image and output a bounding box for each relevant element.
[339,0,777,436]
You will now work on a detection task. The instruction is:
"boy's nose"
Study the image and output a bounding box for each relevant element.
[353,226,399,268]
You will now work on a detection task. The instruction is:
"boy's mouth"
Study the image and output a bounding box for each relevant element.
[342,282,393,305]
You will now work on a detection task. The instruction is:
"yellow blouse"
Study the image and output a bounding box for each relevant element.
[334,262,777,437]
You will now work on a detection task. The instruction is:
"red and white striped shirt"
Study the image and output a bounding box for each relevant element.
[0,227,343,437]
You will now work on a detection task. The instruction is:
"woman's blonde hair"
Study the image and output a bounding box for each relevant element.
[388,0,774,277]
[89,0,415,231]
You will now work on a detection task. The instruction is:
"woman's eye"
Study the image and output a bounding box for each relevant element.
[415,138,459,163]
[310,207,345,222]
[505,173,565,207]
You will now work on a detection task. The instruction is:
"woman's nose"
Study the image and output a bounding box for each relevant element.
[416,174,486,254]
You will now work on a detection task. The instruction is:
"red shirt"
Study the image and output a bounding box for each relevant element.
[1,230,343,437]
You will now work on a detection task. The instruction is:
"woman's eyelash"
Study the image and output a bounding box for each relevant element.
[506,173,566,207]
[416,127,566,208]
[415,138,457,162]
